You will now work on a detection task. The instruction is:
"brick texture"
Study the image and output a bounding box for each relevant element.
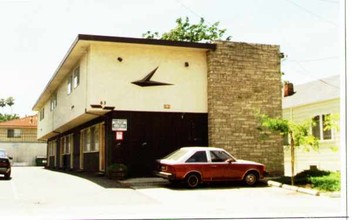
[207,41,284,176]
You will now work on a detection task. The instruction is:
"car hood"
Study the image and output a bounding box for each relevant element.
[236,159,263,166]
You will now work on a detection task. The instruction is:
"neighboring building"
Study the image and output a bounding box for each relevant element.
[283,75,340,175]
[0,115,46,166]
[33,34,283,177]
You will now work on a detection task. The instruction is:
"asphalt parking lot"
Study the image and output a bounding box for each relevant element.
[0,167,346,219]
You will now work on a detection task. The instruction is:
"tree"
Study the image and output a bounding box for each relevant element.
[143,17,231,42]
[0,96,17,122]
[0,99,5,113]
[5,97,15,113]
[257,114,319,185]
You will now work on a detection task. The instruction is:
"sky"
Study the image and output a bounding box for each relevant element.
[0,0,344,117]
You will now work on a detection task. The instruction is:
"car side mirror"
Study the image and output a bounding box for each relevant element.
[226,158,235,163]
[8,156,13,160]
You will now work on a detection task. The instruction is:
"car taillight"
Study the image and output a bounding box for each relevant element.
[161,164,175,172]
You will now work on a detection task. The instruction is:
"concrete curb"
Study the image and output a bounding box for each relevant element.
[267,180,320,196]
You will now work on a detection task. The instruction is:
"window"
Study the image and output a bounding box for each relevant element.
[67,74,73,95]
[50,93,57,111]
[61,135,73,155]
[312,114,332,140]
[48,141,57,156]
[210,150,233,162]
[186,151,207,163]
[82,124,101,153]
[40,108,45,120]
[67,66,80,94]
[7,129,21,138]
[73,66,80,88]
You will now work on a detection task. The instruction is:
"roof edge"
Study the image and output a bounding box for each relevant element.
[78,34,217,50]
[32,35,81,111]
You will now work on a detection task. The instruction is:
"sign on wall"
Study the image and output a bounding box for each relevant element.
[112,119,127,131]
[116,131,124,140]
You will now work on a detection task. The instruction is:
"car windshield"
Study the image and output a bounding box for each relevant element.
[163,148,189,161]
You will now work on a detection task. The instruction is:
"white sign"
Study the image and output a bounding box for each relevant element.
[112,119,128,131]
[116,131,123,140]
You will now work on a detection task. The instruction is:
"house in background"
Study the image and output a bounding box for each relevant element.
[0,115,46,166]
[33,34,283,177]
[283,75,340,175]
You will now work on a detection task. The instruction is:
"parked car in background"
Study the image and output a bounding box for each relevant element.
[155,146,267,188]
[0,149,12,179]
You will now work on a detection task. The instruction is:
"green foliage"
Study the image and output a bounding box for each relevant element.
[310,172,340,192]
[290,120,319,151]
[324,113,340,132]
[0,96,16,116]
[143,17,231,42]
[295,169,331,180]
[0,113,19,122]
[257,113,320,185]
[257,113,319,150]
[5,97,15,107]
[274,169,340,192]
[0,99,5,108]
[257,114,289,135]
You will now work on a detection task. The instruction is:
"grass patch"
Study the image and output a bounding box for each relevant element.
[273,170,340,192]
[310,172,340,192]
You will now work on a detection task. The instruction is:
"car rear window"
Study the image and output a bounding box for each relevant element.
[163,148,189,161]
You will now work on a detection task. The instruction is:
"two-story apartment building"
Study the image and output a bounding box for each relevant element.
[0,115,46,166]
[33,34,283,177]
[283,75,340,175]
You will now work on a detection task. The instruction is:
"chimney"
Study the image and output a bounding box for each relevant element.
[284,82,294,97]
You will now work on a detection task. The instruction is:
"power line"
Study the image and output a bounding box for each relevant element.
[317,0,339,3]
[174,0,214,25]
[174,0,203,19]
[287,56,340,63]
[285,0,338,27]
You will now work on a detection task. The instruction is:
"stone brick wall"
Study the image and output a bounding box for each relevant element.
[207,41,284,176]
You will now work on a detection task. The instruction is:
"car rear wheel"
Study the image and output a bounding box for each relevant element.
[243,172,258,186]
[185,173,200,188]
[5,172,11,180]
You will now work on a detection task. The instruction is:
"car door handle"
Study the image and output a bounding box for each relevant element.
[211,165,218,168]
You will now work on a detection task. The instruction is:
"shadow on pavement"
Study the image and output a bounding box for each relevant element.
[0,176,12,181]
[165,180,269,191]
[49,169,269,190]
[51,169,129,189]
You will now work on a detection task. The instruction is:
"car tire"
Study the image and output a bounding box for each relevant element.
[5,172,11,180]
[243,171,258,186]
[185,173,200,188]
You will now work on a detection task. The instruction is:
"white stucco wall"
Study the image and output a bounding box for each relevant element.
[88,42,208,113]
[1,143,47,166]
[37,41,209,139]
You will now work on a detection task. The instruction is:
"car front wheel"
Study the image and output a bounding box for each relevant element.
[243,172,258,186]
[185,173,200,188]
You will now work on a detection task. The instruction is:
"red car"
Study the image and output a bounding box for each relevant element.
[155,147,267,188]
